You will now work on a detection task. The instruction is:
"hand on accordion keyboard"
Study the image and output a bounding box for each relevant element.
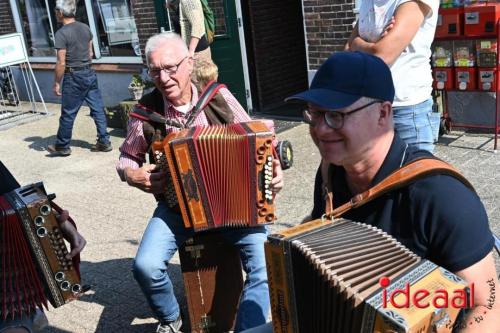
[56,210,87,259]
[124,164,168,194]
[270,159,284,194]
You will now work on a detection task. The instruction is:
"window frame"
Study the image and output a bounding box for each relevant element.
[10,0,142,64]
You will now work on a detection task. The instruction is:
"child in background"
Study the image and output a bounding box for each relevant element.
[192,59,234,124]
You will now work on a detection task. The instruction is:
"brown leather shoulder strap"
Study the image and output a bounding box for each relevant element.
[326,157,474,219]
[320,159,334,216]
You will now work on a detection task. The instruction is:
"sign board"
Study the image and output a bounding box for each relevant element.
[0,33,28,68]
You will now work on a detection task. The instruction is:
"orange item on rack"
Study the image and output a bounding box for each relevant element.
[453,40,476,66]
[455,67,477,90]
[436,7,464,38]
[433,68,454,90]
[477,67,497,91]
[464,3,500,37]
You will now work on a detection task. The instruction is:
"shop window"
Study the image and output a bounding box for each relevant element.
[93,0,140,57]
[17,0,89,57]
[13,0,140,60]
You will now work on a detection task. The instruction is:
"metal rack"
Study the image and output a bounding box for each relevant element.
[435,19,500,150]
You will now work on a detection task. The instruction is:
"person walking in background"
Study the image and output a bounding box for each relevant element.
[167,0,212,61]
[48,0,111,157]
[345,0,439,152]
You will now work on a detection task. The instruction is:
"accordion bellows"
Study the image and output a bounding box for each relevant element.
[265,219,468,333]
[161,121,276,231]
[0,183,81,320]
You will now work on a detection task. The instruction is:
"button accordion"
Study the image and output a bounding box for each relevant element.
[0,182,81,320]
[265,219,469,333]
[158,121,276,231]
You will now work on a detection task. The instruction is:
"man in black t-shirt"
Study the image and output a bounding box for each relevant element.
[285,51,499,331]
[48,0,111,157]
[0,161,86,333]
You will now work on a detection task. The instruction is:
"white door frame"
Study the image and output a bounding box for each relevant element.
[234,0,253,115]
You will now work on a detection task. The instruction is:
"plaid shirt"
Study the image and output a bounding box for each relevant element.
[116,84,252,180]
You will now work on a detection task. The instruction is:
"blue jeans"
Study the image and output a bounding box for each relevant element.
[393,98,440,152]
[56,69,110,149]
[132,202,270,332]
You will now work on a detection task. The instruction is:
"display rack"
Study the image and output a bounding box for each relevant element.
[434,19,500,150]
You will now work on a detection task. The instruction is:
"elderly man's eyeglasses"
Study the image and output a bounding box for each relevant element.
[148,56,189,79]
[303,100,383,129]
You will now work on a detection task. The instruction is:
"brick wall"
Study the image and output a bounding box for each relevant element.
[131,0,160,64]
[303,0,356,70]
[0,0,16,35]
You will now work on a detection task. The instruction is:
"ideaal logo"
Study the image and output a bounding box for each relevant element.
[378,276,473,309]
[379,276,497,329]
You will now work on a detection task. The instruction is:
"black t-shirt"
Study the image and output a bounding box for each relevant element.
[0,161,20,195]
[54,21,92,67]
[311,135,494,273]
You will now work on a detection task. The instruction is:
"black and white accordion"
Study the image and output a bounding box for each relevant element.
[0,182,82,320]
[265,219,469,333]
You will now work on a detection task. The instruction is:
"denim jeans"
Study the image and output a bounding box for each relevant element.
[56,69,110,149]
[393,98,440,152]
[132,201,270,332]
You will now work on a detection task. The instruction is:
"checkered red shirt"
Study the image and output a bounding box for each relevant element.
[116,84,252,180]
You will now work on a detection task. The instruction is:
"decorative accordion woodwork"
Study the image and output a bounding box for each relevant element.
[265,219,468,333]
[163,121,276,231]
[0,182,81,320]
[179,232,243,333]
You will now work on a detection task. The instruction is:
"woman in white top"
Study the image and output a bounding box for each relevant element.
[346,0,439,152]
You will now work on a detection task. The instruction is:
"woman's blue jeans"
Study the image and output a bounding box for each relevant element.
[393,98,440,152]
[132,201,270,332]
[56,69,110,149]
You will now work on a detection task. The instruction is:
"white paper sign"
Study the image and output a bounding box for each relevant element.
[0,33,28,68]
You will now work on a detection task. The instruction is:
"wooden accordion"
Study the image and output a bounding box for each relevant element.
[0,182,81,320]
[265,219,469,333]
[158,121,276,231]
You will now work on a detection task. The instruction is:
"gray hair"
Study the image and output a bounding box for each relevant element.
[55,0,76,17]
[145,32,188,66]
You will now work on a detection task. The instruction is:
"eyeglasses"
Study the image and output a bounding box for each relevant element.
[303,100,383,129]
[148,56,189,79]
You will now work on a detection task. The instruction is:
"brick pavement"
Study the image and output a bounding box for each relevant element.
[0,104,498,332]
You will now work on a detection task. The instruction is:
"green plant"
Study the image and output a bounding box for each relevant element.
[129,74,145,88]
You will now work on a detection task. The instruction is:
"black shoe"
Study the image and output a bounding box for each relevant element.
[47,144,71,156]
[90,141,112,152]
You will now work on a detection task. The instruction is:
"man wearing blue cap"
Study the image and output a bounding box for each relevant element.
[284,51,499,331]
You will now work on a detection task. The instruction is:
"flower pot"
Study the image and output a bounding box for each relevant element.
[128,86,144,101]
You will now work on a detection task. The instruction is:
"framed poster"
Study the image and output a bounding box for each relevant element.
[0,33,28,68]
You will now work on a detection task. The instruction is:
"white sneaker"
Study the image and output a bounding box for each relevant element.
[156,316,182,333]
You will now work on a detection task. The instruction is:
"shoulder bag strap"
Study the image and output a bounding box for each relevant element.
[185,80,226,127]
[326,157,474,219]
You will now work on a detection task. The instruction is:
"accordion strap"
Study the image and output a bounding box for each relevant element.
[185,80,226,128]
[323,157,475,219]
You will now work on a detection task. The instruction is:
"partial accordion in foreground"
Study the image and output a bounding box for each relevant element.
[0,183,82,320]
[157,121,276,231]
[265,219,469,333]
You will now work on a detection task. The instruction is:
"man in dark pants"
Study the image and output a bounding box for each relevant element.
[48,0,111,157]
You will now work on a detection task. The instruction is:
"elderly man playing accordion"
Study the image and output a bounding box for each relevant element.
[116,32,283,333]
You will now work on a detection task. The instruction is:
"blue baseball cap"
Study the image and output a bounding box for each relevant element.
[285,52,394,109]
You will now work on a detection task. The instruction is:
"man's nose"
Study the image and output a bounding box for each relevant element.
[159,70,171,81]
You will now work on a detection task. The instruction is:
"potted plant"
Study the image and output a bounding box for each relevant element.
[128,74,145,100]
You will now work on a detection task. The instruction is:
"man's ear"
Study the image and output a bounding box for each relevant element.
[378,101,393,126]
